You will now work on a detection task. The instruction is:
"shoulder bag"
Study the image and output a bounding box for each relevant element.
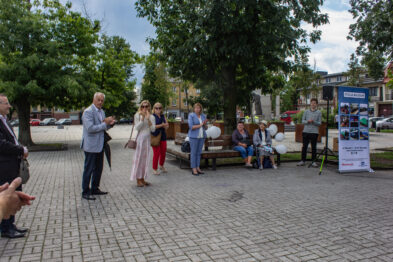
[19,159,30,184]
[124,116,139,149]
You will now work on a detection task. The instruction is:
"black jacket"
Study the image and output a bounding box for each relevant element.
[0,119,24,184]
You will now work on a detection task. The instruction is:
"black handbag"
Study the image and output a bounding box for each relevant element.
[242,139,252,146]
[181,141,191,153]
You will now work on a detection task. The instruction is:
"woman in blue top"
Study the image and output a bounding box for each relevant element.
[188,103,207,176]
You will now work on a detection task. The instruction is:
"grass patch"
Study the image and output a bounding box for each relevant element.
[28,143,67,152]
[210,151,393,170]
[369,128,393,133]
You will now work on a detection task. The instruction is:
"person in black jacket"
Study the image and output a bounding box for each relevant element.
[0,94,29,238]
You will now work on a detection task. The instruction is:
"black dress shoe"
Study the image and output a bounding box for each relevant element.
[191,171,199,176]
[14,227,28,233]
[82,193,96,200]
[91,189,108,195]
[1,229,25,239]
[197,170,205,175]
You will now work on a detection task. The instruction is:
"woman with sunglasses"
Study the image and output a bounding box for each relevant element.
[130,100,156,187]
[151,102,169,175]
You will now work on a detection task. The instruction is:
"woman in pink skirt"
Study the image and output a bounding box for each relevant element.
[130,100,156,187]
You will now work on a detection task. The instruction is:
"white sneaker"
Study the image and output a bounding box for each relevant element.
[311,162,318,168]
[245,163,253,167]
[297,161,305,166]
[273,165,277,169]
[259,165,263,170]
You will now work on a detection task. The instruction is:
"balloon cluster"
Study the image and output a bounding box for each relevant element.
[267,124,287,154]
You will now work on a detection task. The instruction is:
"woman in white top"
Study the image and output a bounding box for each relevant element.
[130,100,156,187]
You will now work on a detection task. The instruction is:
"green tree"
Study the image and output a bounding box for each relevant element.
[141,53,173,108]
[345,53,364,87]
[94,35,139,118]
[187,80,224,118]
[0,0,100,145]
[348,0,392,81]
[135,0,328,133]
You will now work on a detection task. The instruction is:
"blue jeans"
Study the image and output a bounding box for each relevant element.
[189,138,204,168]
[233,146,254,159]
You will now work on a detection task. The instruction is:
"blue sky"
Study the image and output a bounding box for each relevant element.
[61,0,357,88]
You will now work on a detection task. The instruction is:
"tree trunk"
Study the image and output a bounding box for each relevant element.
[221,66,237,134]
[16,101,34,146]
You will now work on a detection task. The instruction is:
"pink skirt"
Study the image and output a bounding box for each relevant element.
[130,132,151,181]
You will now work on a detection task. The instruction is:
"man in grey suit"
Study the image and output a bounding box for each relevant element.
[81,92,115,200]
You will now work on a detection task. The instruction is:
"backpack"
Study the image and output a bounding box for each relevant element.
[181,141,191,153]
[263,157,273,169]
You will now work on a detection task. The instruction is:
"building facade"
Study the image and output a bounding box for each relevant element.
[166,79,200,120]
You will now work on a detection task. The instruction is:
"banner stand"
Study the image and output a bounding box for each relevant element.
[338,86,371,173]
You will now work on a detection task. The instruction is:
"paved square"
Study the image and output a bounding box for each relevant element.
[1,126,393,261]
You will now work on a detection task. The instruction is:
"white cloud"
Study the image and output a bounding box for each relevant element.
[304,7,358,74]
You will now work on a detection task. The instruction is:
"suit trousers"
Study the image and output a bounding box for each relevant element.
[189,138,204,169]
[82,150,104,194]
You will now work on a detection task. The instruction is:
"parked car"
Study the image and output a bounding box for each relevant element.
[29,119,40,126]
[369,117,384,129]
[10,119,19,127]
[376,117,393,131]
[119,118,133,124]
[40,118,56,126]
[55,118,72,125]
[280,110,299,124]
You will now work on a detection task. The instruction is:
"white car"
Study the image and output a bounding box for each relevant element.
[376,117,393,130]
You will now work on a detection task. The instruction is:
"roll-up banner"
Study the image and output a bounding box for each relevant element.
[338,86,370,173]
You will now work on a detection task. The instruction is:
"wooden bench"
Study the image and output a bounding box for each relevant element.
[167,132,281,170]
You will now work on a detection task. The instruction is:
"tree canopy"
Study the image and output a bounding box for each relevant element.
[348,0,392,80]
[135,0,328,132]
[0,0,138,145]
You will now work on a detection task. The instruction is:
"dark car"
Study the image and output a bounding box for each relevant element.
[40,118,56,126]
[10,119,19,127]
[55,118,72,125]
[119,118,133,124]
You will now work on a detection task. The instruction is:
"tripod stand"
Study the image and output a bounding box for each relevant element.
[308,98,337,175]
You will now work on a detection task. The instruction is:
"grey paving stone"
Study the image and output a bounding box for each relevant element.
[0,126,392,261]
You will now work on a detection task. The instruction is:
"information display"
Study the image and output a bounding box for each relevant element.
[338,86,370,172]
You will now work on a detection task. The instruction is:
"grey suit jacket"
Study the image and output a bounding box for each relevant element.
[80,105,111,153]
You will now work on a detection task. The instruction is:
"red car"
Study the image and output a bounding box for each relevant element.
[280,110,300,124]
[29,119,40,126]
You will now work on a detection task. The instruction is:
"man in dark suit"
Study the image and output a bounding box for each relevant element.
[80,92,115,200]
[0,94,29,238]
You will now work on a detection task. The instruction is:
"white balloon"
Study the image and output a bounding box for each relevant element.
[210,126,221,139]
[268,124,278,136]
[275,144,287,154]
[185,136,190,142]
[274,132,285,142]
[205,128,211,138]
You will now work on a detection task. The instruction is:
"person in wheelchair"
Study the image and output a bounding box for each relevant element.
[253,120,277,170]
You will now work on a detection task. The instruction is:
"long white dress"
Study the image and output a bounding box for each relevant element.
[130,112,156,181]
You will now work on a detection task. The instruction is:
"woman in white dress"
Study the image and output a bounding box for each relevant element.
[130,100,156,187]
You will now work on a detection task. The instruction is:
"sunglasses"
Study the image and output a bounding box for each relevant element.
[141,105,149,108]
[155,107,162,110]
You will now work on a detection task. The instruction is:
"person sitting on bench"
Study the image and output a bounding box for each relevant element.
[232,122,253,167]
[253,120,277,170]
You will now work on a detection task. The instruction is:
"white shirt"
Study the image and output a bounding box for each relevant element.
[197,116,204,138]
[92,104,104,122]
